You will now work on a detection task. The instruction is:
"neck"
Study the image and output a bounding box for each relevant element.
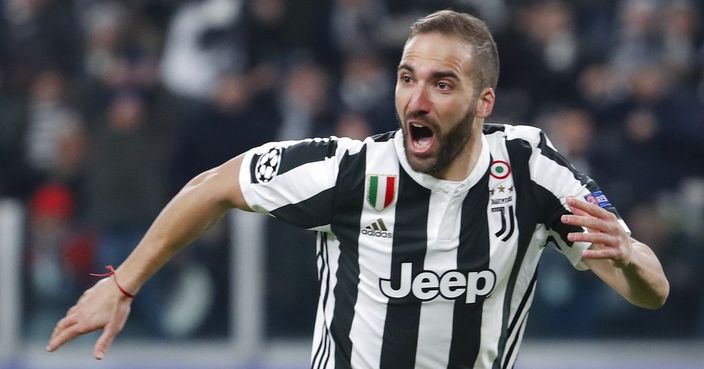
[437,121,484,181]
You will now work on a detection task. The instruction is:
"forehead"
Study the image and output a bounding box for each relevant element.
[400,33,474,77]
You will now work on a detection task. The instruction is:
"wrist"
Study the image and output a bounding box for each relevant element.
[91,265,135,299]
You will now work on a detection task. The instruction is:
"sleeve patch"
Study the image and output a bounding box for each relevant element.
[584,190,612,209]
[253,146,283,183]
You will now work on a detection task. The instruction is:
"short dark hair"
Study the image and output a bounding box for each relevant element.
[408,10,499,91]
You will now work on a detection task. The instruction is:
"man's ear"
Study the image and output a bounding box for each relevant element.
[475,87,495,119]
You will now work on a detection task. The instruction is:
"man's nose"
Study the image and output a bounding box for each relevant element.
[408,86,432,114]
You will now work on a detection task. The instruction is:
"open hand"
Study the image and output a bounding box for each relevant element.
[46,278,133,360]
[561,196,632,268]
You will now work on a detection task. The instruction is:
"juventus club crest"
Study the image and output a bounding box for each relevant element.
[367,174,397,212]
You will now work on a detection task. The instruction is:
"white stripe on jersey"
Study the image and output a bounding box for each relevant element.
[474,156,519,368]
[499,225,545,368]
[311,233,340,369]
[414,190,462,369]
[394,132,492,369]
[349,140,398,369]
[240,137,365,227]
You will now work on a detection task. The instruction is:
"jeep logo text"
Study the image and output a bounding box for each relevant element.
[379,263,496,304]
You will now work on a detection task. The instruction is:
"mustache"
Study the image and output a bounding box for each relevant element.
[405,111,437,127]
[406,110,428,120]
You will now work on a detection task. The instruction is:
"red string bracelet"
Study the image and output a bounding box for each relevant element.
[90,265,135,298]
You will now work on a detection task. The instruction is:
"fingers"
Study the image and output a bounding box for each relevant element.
[582,247,621,261]
[563,197,633,267]
[54,313,78,332]
[569,203,589,217]
[48,295,90,351]
[49,314,78,344]
[567,230,615,245]
[561,213,611,233]
[47,314,76,351]
[93,325,117,360]
[566,196,616,221]
[47,321,84,352]
[94,303,130,360]
[562,196,621,235]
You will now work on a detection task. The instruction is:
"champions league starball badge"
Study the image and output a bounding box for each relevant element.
[255,146,283,183]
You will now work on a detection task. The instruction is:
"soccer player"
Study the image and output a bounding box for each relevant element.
[47,10,669,369]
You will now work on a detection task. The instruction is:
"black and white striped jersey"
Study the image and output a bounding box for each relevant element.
[239,123,629,369]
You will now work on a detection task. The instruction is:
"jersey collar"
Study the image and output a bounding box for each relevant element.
[393,129,490,193]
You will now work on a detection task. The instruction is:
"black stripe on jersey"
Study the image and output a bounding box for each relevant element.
[492,207,507,238]
[492,139,540,369]
[330,146,367,369]
[313,234,331,369]
[537,130,624,232]
[502,303,530,369]
[506,270,537,338]
[249,152,261,184]
[502,205,515,242]
[379,169,430,369]
[537,131,598,192]
[448,170,491,367]
[313,324,331,369]
[371,130,397,142]
[538,131,623,219]
[316,236,325,282]
[312,323,325,369]
[271,188,334,229]
[278,139,339,176]
[534,184,581,250]
[322,234,332,308]
[483,123,506,134]
[320,235,333,369]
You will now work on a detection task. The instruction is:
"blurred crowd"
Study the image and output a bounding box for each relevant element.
[1,0,703,342]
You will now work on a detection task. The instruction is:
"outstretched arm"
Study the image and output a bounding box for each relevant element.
[561,196,669,309]
[47,154,250,359]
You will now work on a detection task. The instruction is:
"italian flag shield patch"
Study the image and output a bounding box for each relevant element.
[367,175,397,212]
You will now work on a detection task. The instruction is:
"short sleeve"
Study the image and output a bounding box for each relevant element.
[525,128,631,270]
[239,136,365,231]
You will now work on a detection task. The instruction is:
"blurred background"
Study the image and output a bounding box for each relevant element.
[0,0,703,368]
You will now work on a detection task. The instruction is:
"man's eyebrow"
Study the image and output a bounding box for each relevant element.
[398,64,414,73]
[397,64,460,81]
[431,70,460,80]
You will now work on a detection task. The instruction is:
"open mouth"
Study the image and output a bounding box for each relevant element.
[408,122,435,154]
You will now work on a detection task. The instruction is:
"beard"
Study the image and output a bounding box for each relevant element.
[400,105,477,176]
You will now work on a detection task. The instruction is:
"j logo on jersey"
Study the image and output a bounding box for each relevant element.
[490,184,515,241]
[367,174,397,212]
[489,160,515,241]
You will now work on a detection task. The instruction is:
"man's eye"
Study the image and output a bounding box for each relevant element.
[400,75,412,83]
[437,81,450,90]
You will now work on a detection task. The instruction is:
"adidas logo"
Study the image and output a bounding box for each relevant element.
[361,218,393,238]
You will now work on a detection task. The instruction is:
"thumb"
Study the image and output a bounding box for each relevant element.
[93,325,117,360]
[93,305,129,360]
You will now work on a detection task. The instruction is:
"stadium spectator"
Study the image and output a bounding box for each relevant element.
[276,61,335,139]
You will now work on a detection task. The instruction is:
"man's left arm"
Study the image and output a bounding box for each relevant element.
[561,196,669,309]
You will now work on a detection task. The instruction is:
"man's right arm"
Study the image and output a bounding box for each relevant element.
[47,154,249,359]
